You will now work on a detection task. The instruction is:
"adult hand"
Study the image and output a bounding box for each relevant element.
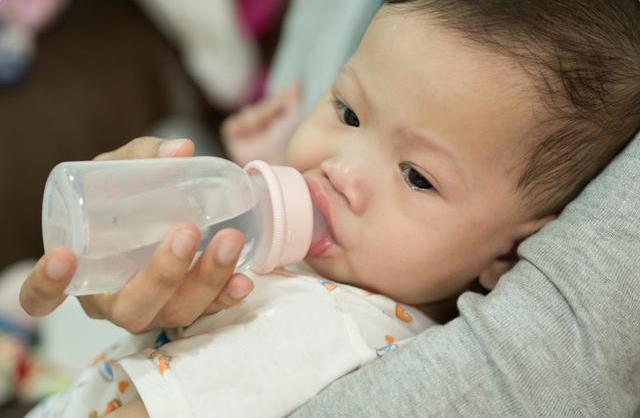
[20,137,254,333]
[222,81,301,166]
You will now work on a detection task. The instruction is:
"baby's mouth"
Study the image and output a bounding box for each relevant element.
[305,177,336,257]
[308,204,334,257]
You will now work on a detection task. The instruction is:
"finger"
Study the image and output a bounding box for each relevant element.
[265,81,301,112]
[157,138,195,158]
[152,229,245,327]
[229,107,271,139]
[280,81,302,121]
[107,224,201,333]
[93,137,195,161]
[282,80,302,104]
[19,248,77,317]
[77,293,112,320]
[203,273,254,315]
[227,87,294,139]
[221,113,244,141]
[247,91,292,128]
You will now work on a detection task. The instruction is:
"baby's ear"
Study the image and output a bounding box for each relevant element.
[514,214,557,241]
[478,214,556,290]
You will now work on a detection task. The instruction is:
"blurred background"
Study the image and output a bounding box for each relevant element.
[0,0,286,414]
[0,0,285,272]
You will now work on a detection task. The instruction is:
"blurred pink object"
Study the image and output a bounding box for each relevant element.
[236,0,286,102]
[0,0,67,31]
[237,0,286,40]
[0,0,68,85]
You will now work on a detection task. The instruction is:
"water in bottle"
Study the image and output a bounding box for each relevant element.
[42,157,323,295]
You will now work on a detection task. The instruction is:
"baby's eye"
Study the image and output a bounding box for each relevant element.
[332,99,360,127]
[400,163,433,191]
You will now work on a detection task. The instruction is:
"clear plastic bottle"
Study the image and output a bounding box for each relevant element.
[42,156,326,295]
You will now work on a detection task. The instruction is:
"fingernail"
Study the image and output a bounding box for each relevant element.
[46,253,70,280]
[171,229,198,259]
[158,139,187,157]
[216,239,241,266]
[228,286,249,300]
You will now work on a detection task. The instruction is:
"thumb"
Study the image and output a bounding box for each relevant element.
[20,248,77,316]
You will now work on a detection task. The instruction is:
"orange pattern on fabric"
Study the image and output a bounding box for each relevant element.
[395,304,413,323]
[90,354,104,367]
[118,380,130,394]
[103,398,122,415]
[149,350,172,375]
[385,335,395,344]
[158,356,170,375]
[320,280,337,292]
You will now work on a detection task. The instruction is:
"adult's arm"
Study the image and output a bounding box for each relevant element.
[292,134,640,416]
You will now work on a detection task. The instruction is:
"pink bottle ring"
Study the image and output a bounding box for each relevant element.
[243,160,313,273]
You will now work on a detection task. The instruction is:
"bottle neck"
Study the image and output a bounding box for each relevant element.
[243,161,313,274]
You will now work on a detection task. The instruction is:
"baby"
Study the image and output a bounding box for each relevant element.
[28,0,640,417]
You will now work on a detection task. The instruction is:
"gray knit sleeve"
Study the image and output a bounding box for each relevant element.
[291,135,640,417]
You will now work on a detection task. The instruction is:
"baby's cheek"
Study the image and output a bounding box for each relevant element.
[353,250,408,289]
[360,241,436,298]
[285,101,341,170]
[284,130,321,171]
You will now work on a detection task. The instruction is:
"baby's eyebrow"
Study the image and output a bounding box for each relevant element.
[399,127,468,192]
[336,66,370,107]
[338,64,467,193]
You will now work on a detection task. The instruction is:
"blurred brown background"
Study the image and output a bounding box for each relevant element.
[0,0,282,272]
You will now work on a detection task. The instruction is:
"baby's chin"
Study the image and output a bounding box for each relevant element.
[304,254,354,284]
[305,257,431,304]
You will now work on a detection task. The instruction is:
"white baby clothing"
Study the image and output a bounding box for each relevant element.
[27,269,435,418]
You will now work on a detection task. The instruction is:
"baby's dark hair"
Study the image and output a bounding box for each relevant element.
[385,0,640,215]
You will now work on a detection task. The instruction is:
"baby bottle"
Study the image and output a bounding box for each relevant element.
[41,156,329,295]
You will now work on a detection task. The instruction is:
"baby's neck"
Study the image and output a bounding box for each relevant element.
[416,297,459,324]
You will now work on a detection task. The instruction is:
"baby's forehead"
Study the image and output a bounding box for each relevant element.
[342,18,545,167]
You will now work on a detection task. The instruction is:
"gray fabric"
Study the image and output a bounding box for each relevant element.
[292,133,640,417]
[267,0,383,116]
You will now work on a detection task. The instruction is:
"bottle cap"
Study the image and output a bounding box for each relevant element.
[243,161,313,273]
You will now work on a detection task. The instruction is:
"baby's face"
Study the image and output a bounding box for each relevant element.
[285,7,545,304]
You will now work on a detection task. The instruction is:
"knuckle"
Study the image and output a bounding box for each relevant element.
[130,136,151,147]
[111,309,148,334]
[158,306,195,328]
[124,144,138,160]
[214,293,235,310]
[85,310,103,320]
[204,303,223,316]
[120,319,148,335]
[78,299,104,319]
[153,263,183,289]
[93,152,110,161]
[195,267,227,289]
[27,280,56,305]
[200,280,225,297]
[19,295,41,316]
[225,297,242,309]
[125,137,155,159]
[126,324,149,335]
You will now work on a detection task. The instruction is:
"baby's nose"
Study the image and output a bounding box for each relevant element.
[320,158,368,215]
